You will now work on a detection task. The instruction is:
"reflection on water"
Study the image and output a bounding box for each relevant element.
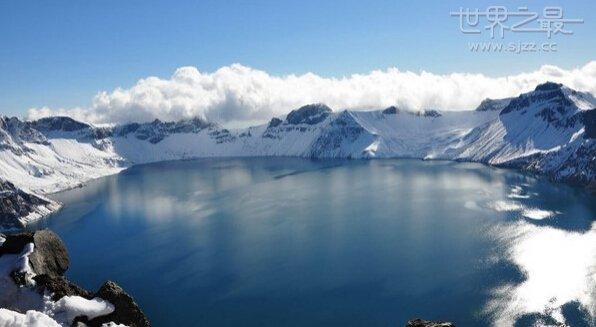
[486,222,596,326]
[482,182,596,326]
[520,208,558,221]
[30,158,595,327]
[488,200,525,212]
[107,191,216,223]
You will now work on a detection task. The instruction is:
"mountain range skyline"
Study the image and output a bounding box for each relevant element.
[1,80,593,228]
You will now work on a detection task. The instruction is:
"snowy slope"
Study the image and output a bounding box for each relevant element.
[443,82,596,184]
[0,82,594,228]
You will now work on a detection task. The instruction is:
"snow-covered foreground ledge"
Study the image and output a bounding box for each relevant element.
[0,230,150,327]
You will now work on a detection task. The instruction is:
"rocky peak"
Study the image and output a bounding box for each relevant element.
[475,98,512,112]
[286,103,332,125]
[0,117,48,145]
[116,117,213,144]
[168,117,212,133]
[534,81,563,92]
[416,109,442,118]
[501,84,572,115]
[498,83,589,130]
[30,116,91,133]
[382,106,399,114]
[267,117,283,128]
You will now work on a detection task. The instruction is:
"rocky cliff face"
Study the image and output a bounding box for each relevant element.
[474,97,512,112]
[29,116,91,134]
[114,117,215,144]
[450,83,595,189]
[285,103,332,125]
[0,229,150,326]
[0,180,60,230]
[583,109,596,138]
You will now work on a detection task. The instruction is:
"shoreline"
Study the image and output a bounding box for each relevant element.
[4,154,590,232]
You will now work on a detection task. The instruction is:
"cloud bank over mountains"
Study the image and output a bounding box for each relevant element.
[27,61,596,126]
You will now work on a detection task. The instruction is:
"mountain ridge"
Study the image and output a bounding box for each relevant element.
[0,82,594,228]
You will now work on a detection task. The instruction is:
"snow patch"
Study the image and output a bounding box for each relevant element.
[487,201,524,212]
[507,186,532,199]
[0,243,37,287]
[46,296,114,325]
[0,244,117,326]
[521,209,558,220]
[0,308,60,327]
[464,200,481,210]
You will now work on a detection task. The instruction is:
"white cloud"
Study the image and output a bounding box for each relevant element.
[27,61,596,126]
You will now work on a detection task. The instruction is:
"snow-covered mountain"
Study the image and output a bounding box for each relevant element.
[1,82,594,228]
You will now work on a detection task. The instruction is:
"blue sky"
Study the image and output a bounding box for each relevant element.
[0,0,594,118]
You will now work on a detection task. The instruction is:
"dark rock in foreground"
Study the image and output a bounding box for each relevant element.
[33,274,92,301]
[29,229,70,278]
[0,229,151,326]
[1,229,69,278]
[78,281,151,327]
[407,318,455,327]
[0,230,34,254]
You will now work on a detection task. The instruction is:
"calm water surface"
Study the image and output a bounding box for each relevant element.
[30,158,596,326]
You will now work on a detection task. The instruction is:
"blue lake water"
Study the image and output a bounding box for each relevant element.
[30,158,596,326]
